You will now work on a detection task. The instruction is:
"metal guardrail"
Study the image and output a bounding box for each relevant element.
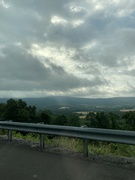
[0,121,135,157]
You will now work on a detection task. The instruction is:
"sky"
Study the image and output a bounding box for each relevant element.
[0,0,135,98]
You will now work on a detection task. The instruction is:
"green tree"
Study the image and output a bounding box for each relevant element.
[67,114,80,127]
[96,112,111,129]
[54,115,67,125]
[0,103,6,120]
[85,112,98,128]
[37,110,52,124]
[108,112,119,129]
[4,98,36,123]
[5,99,19,120]
[123,112,135,130]
[27,106,37,123]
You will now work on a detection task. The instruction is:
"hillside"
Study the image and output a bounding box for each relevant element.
[1,96,135,113]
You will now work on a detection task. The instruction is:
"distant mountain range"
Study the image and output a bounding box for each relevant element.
[1,96,135,113]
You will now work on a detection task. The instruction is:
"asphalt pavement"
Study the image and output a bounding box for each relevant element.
[0,141,135,180]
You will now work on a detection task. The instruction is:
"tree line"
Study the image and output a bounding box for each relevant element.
[0,98,135,131]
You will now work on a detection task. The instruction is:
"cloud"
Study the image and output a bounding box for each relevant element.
[0,45,106,94]
[0,0,135,98]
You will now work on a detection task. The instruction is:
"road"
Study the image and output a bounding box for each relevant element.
[0,141,135,180]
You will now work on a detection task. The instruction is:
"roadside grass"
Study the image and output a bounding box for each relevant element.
[88,142,135,157]
[52,137,83,152]
[1,130,135,158]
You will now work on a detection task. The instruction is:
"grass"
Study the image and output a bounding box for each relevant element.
[89,142,135,157]
[52,137,83,152]
[1,130,135,157]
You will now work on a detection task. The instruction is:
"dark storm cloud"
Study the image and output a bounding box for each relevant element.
[0,46,49,81]
[0,45,105,92]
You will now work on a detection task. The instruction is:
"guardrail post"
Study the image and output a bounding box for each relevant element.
[39,122,44,149]
[8,130,12,141]
[83,139,88,157]
[82,125,88,157]
[8,120,12,141]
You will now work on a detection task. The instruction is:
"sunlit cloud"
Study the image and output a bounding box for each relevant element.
[51,15,67,25]
[0,0,10,9]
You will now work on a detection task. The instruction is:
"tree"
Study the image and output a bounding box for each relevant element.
[4,99,36,123]
[5,99,19,120]
[108,112,118,129]
[37,110,52,124]
[85,112,98,128]
[67,114,80,127]
[96,112,111,129]
[0,103,6,120]
[123,112,135,130]
[27,106,36,123]
[54,115,67,125]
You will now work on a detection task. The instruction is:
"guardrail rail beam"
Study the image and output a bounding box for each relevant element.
[1,121,135,157]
